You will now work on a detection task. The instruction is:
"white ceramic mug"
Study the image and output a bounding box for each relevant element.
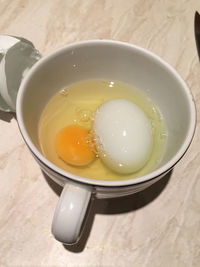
[16,40,196,244]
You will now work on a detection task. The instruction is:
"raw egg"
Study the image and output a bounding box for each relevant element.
[93,99,153,174]
[55,125,95,166]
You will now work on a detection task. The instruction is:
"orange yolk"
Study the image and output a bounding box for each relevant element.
[55,125,95,166]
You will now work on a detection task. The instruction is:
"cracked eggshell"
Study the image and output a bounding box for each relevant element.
[0,35,41,112]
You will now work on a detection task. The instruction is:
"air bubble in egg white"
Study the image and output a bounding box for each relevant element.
[60,88,69,96]
[75,108,94,128]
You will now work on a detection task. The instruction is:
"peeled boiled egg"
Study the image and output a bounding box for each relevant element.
[55,125,95,166]
[93,99,153,174]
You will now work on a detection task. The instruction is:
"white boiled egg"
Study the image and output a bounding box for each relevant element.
[93,99,153,174]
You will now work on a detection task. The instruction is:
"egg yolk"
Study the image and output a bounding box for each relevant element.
[55,125,95,166]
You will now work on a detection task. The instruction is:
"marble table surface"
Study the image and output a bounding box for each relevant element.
[0,1,200,266]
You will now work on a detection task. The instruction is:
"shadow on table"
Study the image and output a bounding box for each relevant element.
[43,169,172,253]
[0,110,16,122]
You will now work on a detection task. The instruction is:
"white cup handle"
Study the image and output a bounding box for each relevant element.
[51,182,92,244]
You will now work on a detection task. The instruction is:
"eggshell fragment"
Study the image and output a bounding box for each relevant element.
[0,35,41,112]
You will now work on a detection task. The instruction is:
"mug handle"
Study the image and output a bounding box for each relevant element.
[51,182,92,244]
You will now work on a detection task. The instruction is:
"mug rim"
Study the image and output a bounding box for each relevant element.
[16,39,197,187]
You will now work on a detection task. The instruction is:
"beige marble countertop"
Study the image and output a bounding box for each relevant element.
[0,1,200,266]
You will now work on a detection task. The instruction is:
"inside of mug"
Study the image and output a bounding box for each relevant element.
[19,41,193,175]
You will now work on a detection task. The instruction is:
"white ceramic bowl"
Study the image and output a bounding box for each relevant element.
[16,40,196,244]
